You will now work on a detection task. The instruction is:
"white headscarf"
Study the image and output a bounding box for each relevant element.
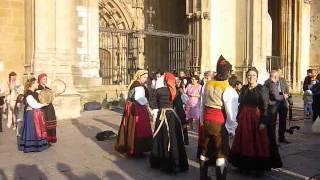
[155,75,165,89]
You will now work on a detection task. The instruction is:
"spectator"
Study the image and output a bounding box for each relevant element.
[265,70,290,144]
[311,73,320,122]
[303,69,316,91]
[6,72,23,130]
[235,81,243,94]
[14,94,25,136]
[185,75,202,130]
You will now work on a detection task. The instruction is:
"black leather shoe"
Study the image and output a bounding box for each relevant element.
[279,138,291,144]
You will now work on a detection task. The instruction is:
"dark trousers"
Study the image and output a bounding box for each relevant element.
[312,97,320,122]
[268,105,278,143]
[277,103,288,140]
[269,103,288,141]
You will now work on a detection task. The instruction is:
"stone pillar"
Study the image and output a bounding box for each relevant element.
[72,0,102,88]
[199,0,211,73]
[32,0,56,77]
[298,0,311,91]
[29,0,81,120]
[310,0,320,70]
[250,0,270,84]
[209,0,245,73]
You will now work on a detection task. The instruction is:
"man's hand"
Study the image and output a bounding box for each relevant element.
[284,93,289,99]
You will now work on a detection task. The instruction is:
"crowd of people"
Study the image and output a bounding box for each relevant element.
[0,59,319,180]
[0,72,57,153]
[114,55,319,180]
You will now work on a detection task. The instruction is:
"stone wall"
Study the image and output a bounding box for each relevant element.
[310,1,320,70]
[0,0,25,84]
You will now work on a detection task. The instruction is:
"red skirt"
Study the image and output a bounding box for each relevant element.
[229,106,271,170]
[115,101,153,155]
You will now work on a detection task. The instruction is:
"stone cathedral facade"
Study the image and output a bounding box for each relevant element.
[0,0,319,119]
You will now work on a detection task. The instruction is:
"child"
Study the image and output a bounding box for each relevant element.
[303,80,316,118]
[14,94,25,136]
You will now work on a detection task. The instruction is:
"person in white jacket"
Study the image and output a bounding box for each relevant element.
[5,72,23,130]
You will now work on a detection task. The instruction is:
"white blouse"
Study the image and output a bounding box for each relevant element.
[222,87,239,136]
[134,86,148,106]
[26,95,46,109]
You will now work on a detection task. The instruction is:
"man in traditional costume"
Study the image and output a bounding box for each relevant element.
[200,56,238,180]
[115,70,153,156]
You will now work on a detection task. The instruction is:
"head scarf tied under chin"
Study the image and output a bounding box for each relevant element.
[128,69,148,89]
[155,75,165,89]
[38,73,47,84]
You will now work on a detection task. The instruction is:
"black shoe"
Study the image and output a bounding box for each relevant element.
[279,138,291,144]
[200,160,211,180]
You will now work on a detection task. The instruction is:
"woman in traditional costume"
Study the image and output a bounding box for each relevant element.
[19,78,48,153]
[37,74,57,143]
[229,67,282,173]
[150,73,189,173]
[115,70,153,156]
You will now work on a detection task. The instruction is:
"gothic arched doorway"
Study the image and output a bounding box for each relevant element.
[98,0,136,85]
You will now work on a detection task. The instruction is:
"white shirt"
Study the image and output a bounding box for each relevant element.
[199,82,206,124]
[26,95,46,109]
[134,86,148,106]
[222,87,239,136]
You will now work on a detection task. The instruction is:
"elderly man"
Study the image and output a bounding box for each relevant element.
[265,70,290,144]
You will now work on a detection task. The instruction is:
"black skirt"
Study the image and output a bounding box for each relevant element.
[150,109,189,173]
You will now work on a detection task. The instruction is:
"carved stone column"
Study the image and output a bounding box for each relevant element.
[28,0,81,120]
[250,0,270,84]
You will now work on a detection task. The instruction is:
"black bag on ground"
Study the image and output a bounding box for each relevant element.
[96,130,117,141]
[84,101,102,111]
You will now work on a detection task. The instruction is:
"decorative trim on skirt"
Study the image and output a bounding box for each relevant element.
[19,110,48,153]
[115,101,153,155]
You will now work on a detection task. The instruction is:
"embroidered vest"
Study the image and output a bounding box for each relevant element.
[203,80,230,109]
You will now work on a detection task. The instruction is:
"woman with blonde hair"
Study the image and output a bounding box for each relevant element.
[115,70,153,156]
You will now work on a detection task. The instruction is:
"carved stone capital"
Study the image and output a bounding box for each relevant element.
[203,12,210,20]
[304,0,312,4]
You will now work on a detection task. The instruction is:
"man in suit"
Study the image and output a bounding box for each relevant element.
[265,70,290,144]
[276,71,290,143]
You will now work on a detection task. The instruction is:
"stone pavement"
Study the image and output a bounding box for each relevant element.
[0,103,319,180]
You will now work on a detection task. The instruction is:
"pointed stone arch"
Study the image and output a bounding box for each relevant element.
[98,0,134,29]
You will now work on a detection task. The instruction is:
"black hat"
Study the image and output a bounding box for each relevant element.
[216,55,232,75]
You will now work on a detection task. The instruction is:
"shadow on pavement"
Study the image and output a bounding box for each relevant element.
[56,162,100,180]
[14,164,48,180]
[104,170,127,180]
[73,118,199,179]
